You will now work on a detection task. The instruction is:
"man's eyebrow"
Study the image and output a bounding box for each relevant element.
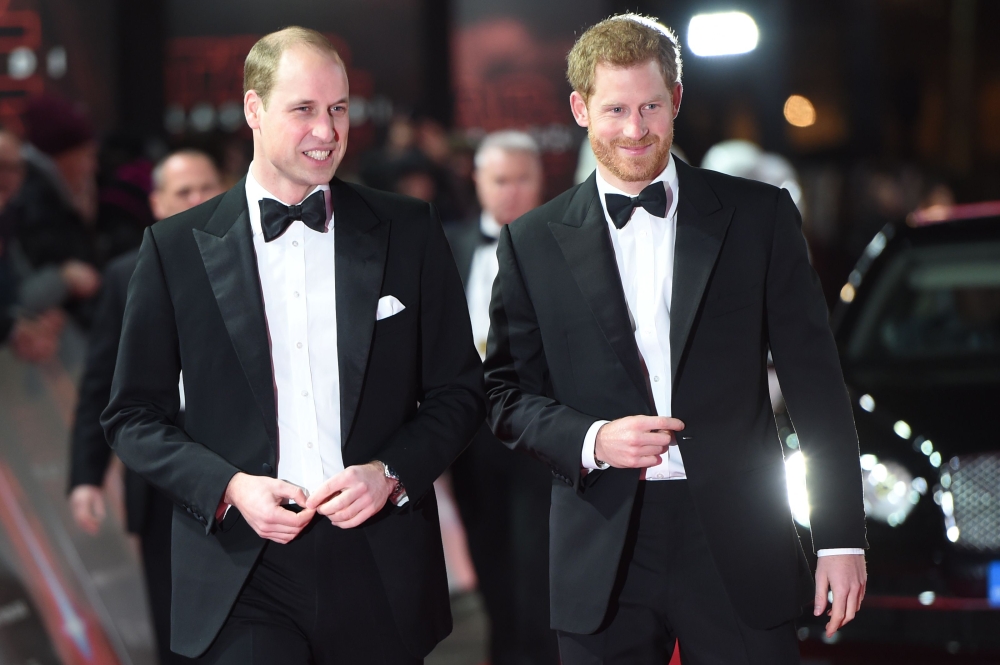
[287,97,349,106]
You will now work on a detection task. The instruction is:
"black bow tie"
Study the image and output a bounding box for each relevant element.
[605,182,669,229]
[259,190,327,243]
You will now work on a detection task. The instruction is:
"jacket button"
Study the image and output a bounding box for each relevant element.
[262,463,273,475]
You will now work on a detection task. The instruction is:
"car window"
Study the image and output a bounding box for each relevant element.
[847,241,1000,361]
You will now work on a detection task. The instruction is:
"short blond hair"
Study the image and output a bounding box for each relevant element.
[567,14,682,103]
[243,26,343,108]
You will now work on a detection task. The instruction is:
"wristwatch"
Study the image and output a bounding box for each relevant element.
[379,461,408,506]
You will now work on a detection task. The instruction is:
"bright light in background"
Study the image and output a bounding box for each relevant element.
[861,456,918,526]
[785,451,810,527]
[688,12,759,57]
[893,420,912,439]
[784,95,816,127]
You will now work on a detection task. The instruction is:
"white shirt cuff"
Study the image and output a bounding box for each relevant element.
[816,548,865,557]
[582,420,611,470]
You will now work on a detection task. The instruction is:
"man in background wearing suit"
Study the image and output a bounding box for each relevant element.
[68,148,223,664]
[447,131,558,665]
[485,15,867,664]
[102,27,483,664]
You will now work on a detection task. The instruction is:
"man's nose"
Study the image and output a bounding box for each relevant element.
[313,116,336,143]
[623,112,646,140]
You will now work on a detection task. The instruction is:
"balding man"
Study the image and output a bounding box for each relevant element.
[448,131,559,665]
[68,148,223,665]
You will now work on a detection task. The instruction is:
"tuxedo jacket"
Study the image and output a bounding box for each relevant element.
[484,159,867,634]
[68,249,155,534]
[444,216,485,287]
[102,178,485,658]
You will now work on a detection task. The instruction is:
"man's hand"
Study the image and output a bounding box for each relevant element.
[69,485,106,535]
[223,472,315,544]
[305,462,394,529]
[10,310,64,362]
[60,260,101,298]
[814,554,867,638]
[595,416,685,469]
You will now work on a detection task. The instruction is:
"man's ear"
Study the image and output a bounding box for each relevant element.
[671,83,683,118]
[149,192,164,221]
[570,91,590,128]
[245,91,263,130]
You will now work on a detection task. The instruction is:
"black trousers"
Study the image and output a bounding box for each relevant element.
[558,481,800,665]
[195,515,420,665]
[451,425,559,665]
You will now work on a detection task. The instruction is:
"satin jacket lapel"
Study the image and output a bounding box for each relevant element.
[548,175,651,410]
[670,160,735,383]
[331,179,390,447]
[193,179,277,447]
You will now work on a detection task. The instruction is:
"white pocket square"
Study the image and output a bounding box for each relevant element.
[376,295,406,321]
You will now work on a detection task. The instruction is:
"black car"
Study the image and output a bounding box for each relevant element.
[789,202,1000,658]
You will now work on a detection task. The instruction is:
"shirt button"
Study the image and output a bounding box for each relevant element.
[306,442,313,449]
[656,474,664,479]
[296,342,303,349]
[292,241,299,247]
[301,390,309,397]
[653,376,660,382]
[294,291,300,298]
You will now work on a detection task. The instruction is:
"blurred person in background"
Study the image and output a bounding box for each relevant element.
[447,130,559,664]
[12,96,108,327]
[16,95,102,267]
[362,113,470,222]
[0,128,73,362]
[68,149,224,665]
[391,152,439,204]
[485,14,867,664]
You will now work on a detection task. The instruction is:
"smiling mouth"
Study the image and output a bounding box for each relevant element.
[617,143,654,153]
[303,150,333,161]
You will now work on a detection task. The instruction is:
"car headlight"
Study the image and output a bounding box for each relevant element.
[860,455,922,526]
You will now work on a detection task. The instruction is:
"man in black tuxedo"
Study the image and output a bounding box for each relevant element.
[484,15,867,664]
[68,148,224,664]
[447,131,558,665]
[102,27,484,664]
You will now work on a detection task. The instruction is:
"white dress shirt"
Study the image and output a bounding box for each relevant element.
[466,213,502,359]
[581,158,684,481]
[577,159,860,557]
[245,166,343,496]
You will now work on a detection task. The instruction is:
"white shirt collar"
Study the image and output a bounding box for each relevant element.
[479,211,503,240]
[245,163,333,238]
[595,154,678,227]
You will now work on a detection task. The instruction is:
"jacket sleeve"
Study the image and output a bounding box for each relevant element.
[67,259,128,490]
[765,188,868,551]
[101,228,240,534]
[376,205,487,504]
[483,226,596,490]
